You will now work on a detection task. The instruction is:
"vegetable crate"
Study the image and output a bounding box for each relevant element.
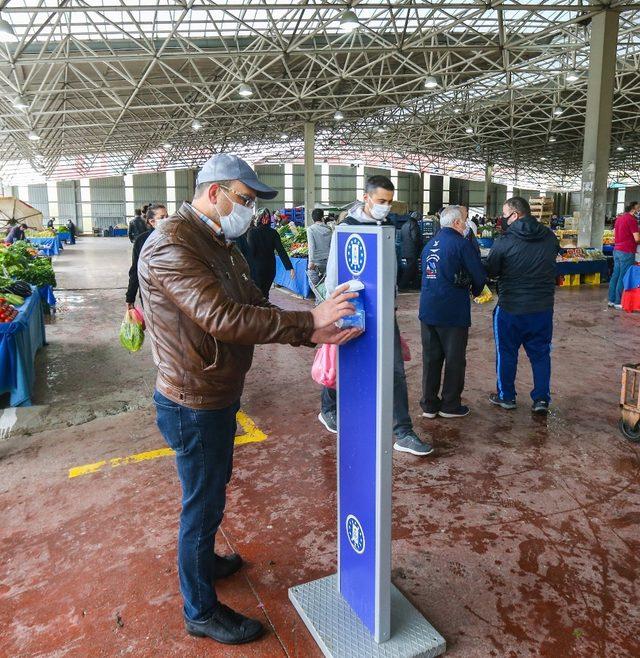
[557,274,580,287]
[619,364,640,442]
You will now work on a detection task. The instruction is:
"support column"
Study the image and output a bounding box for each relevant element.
[284,163,293,209]
[442,176,450,205]
[304,122,315,225]
[18,185,29,203]
[47,182,59,222]
[321,162,330,205]
[578,9,619,247]
[80,178,92,232]
[616,188,625,216]
[124,174,135,219]
[390,168,399,199]
[422,172,430,215]
[484,163,493,217]
[166,170,176,214]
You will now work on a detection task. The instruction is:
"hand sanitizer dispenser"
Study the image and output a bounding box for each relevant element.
[336,279,365,331]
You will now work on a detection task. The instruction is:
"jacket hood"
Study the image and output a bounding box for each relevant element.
[347,203,377,223]
[507,215,549,242]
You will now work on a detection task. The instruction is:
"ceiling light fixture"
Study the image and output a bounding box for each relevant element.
[191,119,203,131]
[377,126,386,133]
[616,146,625,152]
[340,9,359,33]
[0,17,18,43]
[565,70,580,82]
[334,110,344,121]
[27,130,40,141]
[13,95,28,110]
[465,126,474,134]
[548,136,556,142]
[162,142,172,149]
[453,107,461,114]
[553,106,565,116]
[238,83,253,97]
[540,157,547,161]
[424,75,439,89]
[280,133,288,140]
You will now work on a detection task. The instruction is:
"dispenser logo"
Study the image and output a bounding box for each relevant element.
[345,514,365,554]
[345,235,367,276]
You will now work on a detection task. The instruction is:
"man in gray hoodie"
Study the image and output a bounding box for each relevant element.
[318,176,433,457]
[306,208,333,300]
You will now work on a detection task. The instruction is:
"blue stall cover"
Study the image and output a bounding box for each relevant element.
[0,289,46,406]
[274,256,311,298]
[29,236,62,256]
[556,259,609,279]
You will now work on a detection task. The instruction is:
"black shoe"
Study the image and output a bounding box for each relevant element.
[532,400,549,414]
[214,553,243,580]
[489,393,516,410]
[438,405,470,418]
[318,410,337,434]
[185,603,264,645]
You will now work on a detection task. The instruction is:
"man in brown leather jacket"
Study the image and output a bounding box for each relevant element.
[138,153,359,647]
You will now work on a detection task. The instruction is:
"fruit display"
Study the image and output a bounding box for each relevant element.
[25,229,56,238]
[557,247,606,262]
[0,298,19,323]
[603,230,614,245]
[277,224,309,257]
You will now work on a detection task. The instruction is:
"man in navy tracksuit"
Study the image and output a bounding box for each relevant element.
[485,196,559,414]
[419,205,486,418]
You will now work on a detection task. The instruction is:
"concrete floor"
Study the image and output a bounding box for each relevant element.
[0,238,639,657]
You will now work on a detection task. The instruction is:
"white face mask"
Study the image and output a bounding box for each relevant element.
[370,202,391,221]
[217,191,254,239]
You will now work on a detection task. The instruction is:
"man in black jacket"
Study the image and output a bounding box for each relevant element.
[399,211,423,289]
[126,204,168,308]
[485,197,559,414]
[128,208,147,243]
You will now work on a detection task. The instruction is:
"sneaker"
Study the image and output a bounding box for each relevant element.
[489,393,516,410]
[607,302,615,308]
[421,410,438,419]
[438,405,470,418]
[185,603,264,645]
[393,432,434,456]
[318,410,337,434]
[532,400,550,414]
[614,304,623,310]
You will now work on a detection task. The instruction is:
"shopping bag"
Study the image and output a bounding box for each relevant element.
[119,309,145,353]
[129,306,145,330]
[473,285,493,304]
[400,334,411,362]
[311,343,337,388]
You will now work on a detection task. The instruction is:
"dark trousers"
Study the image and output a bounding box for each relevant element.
[399,256,419,289]
[493,306,553,402]
[253,265,276,300]
[154,390,239,622]
[321,319,413,439]
[420,323,469,413]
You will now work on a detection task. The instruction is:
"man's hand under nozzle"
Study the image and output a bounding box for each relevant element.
[311,325,362,345]
[311,283,357,329]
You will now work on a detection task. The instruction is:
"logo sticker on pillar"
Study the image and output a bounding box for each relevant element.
[346,514,365,554]
[345,234,367,277]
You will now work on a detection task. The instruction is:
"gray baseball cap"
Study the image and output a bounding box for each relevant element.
[196,153,278,200]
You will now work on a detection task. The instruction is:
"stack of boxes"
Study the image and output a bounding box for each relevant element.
[529,196,554,224]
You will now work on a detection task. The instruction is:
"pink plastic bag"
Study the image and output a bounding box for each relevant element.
[311,344,337,389]
[400,335,411,362]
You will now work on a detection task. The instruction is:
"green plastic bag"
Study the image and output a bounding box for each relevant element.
[119,310,144,352]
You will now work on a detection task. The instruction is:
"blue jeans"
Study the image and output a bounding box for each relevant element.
[154,390,239,622]
[608,250,635,304]
[493,306,553,403]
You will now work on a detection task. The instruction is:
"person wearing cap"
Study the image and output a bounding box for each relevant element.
[138,153,361,647]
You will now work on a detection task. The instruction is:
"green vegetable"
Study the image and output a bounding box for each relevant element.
[119,318,145,352]
[22,259,57,287]
[3,293,24,307]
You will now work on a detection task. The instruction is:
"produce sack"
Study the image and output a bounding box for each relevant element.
[119,310,144,353]
[473,285,493,304]
[311,343,337,389]
[129,306,145,330]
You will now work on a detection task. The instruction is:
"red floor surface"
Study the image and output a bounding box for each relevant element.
[1,286,639,657]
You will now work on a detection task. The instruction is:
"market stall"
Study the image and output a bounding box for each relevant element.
[273,223,312,298]
[556,248,608,285]
[27,236,63,256]
[0,289,46,406]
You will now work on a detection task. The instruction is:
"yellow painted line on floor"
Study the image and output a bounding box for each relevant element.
[68,410,267,479]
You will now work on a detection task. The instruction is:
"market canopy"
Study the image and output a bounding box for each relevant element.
[0,1,638,189]
[0,197,44,230]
